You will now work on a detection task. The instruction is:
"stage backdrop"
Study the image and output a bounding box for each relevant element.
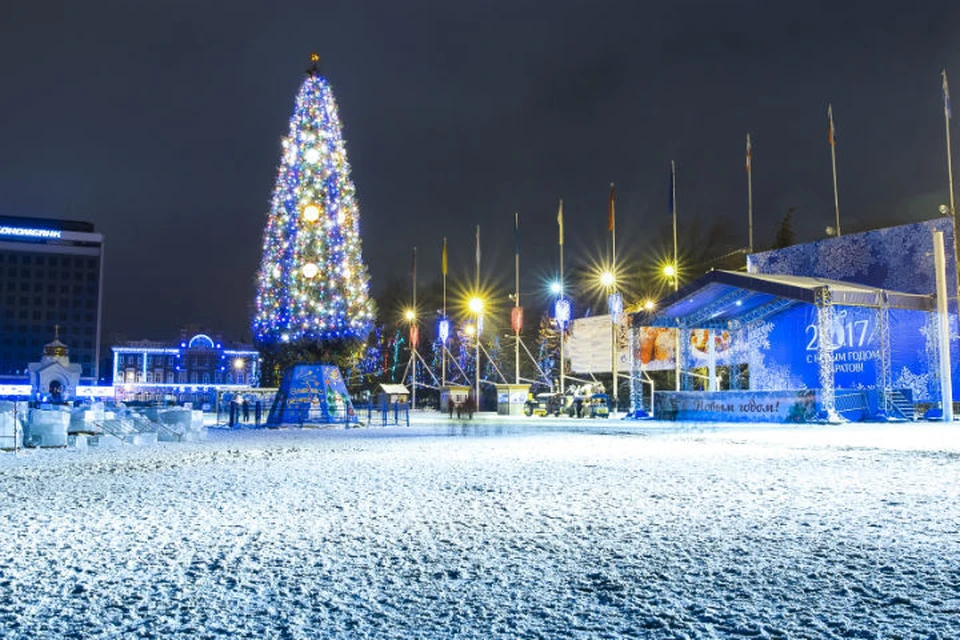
[748,218,955,401]
[740,304,934,400]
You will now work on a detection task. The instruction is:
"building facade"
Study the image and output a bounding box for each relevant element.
[0,215,104,384]
[112,333,259,406]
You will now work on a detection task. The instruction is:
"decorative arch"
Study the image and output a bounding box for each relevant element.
[188,334,215,350]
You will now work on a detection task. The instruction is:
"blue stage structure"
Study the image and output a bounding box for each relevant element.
[630,219,955,423]
[266,364,357,426]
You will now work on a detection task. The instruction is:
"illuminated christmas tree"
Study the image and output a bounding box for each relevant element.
[253,55,375,371]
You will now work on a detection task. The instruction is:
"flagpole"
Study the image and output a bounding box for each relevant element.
[514,212,520,385]
[411,246,417,411]
[558,199,565,395]
[441,237,447,387]
[747,133,754,253]
[828,103,841,237]
[944,70,956,217]
[609,183,618,411]
[943,69,959,324]
[475,225,481,406]
[671,161,680,392]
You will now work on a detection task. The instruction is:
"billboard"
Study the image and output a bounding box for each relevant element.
[567,316,629,374]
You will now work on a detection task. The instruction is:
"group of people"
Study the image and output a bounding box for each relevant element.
[447,395,476,419]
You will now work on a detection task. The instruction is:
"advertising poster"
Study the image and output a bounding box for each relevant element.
[633,327,736,372]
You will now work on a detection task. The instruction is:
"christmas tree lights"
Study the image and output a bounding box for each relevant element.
[253,56,375,346]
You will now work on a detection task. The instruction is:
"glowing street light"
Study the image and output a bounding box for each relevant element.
[549,281,563,295]
[662,263,679,292]
[468,297,484,314]
[404,309,416,323]
[232,357,245,386]
[600,270,616,289]
[643,299,656,311]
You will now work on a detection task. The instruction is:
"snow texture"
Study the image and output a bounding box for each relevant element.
[1,419,959,638]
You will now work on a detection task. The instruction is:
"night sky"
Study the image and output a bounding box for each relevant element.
[2,1,958,344]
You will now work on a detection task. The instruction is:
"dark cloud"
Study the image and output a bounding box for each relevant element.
[1,0,958,341]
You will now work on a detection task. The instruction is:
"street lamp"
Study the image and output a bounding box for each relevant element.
[663,264,678,291]
[232,357,245,385]
[643,299,656,311]
[661,262,680,390]
[600,271,620,413]
[404,308,418,409]
[468,297,484,408]
[550,281,568,393]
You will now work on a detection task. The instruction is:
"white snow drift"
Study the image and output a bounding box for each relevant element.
[0,420,958,638]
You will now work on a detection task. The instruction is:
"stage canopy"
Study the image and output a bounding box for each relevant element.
[634,270,934,330]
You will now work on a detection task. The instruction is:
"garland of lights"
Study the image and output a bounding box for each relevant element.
[253,57,375,345]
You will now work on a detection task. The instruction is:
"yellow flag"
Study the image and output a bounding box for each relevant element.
[557,199,564,246]
[441,237,447,276]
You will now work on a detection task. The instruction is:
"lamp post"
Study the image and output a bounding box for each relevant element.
[404,308,417,410]
[550,281,565,393]
[663,263,680,391]
[469,296,484,408]
[600,271,620,412]
[232,357,245,385]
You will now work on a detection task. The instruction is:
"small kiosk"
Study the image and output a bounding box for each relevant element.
[377,383,410,407]
[439,385,471,413]
[494,384,531,416]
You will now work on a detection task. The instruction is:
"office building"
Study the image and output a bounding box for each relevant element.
[0,215,104,383]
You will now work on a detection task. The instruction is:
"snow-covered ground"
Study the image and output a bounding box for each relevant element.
[1,416,959,638]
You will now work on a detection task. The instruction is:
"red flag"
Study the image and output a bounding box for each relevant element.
[608,183,616,232]
[511,307,523,334]
[746,133,753,172]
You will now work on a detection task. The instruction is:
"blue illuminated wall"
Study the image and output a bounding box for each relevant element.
[748,218,956,298]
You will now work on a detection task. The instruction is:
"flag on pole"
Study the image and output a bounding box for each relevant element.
[514,212,520,256]
[828,103,836,146]
[944,69,953,120]
[557,199,564,246]
[441,237,447,276]
[411,246,417,282]
[668,163,675,214]
[746,133,753,172]
[475,225,481,270]
[608,183,616,232]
